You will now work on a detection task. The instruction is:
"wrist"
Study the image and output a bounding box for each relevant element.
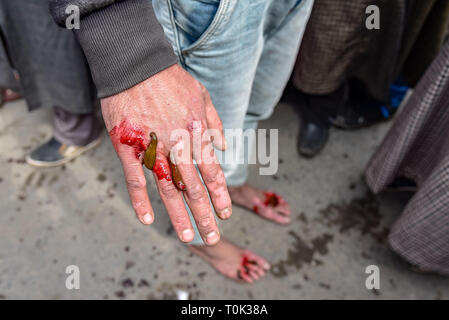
[74,0,178,98]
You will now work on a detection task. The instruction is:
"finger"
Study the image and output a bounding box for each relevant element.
[172,147,220,246]
[152,152,195,243]
[204,89,227,151]
[119,150,154,225]
[195,138,232,220]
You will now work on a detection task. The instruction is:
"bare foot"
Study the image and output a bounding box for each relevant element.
[189,238,270,283]
[229,184,291,224]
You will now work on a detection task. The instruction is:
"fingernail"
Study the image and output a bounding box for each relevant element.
[264,263,271,270]
[143,213,153,224]
[206,231,220,245]
[181,229,194,242]
[218,207,231,219]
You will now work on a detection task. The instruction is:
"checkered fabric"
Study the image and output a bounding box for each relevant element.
[292,0,407,101]
[365,40,449,275]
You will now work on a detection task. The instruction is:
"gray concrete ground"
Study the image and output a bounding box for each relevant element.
[0,97,448,300]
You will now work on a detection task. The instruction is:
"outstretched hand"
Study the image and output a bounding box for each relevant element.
[101,64,231,245]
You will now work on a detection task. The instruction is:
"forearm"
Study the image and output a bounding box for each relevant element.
[49,0,178,98]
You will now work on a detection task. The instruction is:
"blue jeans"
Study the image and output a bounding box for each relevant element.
[153,0,314,244]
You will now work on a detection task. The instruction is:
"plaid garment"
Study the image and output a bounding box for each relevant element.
[293,0,449,102]
[293,0,407,102]
[365,40,449,275]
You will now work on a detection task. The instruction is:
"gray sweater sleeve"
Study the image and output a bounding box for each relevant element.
[49,0,178,98]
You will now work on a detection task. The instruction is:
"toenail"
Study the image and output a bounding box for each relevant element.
[181,229,194,242]
[205,231,220,244]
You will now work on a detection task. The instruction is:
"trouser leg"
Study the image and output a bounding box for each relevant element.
[153,0,314,244]
[53,106,101,146]
[237,0,315,180]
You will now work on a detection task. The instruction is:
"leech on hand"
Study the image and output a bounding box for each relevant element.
[144,132,157,170]
[143,132,186,191]
[170,160,187,191]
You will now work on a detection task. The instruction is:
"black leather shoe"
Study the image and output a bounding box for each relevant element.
[297,119,330,158]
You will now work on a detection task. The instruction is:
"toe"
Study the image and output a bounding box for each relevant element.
[254,197,291,224]
[248,263,265,278]
[274,213,291,224]
[244,250,270,271]
[266,208,291,224]
[276,203,291,216]
[239,271,254,283]
[248,270,261,281]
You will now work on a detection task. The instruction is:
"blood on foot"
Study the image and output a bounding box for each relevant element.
[252,192,281,214]
[263,192,280,207]
[109,120,146,158]
[237,254,257,279]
